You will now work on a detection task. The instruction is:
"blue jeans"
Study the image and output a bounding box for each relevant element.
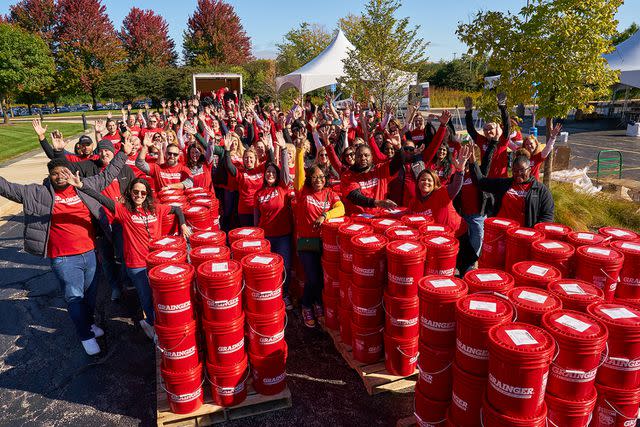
[463,214,486,257]
[50,250,98,341]
[126,267,155,325]
[266,234,292,293]
[298,250,323,308]
[96,222,127,293]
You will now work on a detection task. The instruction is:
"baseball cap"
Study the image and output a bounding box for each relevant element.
[78,135,92,145]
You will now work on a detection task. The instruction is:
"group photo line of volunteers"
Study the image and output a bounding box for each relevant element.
[2,88,640,425]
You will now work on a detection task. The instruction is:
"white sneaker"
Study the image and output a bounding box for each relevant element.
[81,338,101,355]
[91,324,104,338]
[139,319,156,340]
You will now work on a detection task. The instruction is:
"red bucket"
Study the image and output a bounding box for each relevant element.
[196,260,242,322]
[479,217,518,269]
[422,234,459,276]
[588,302,640,389]
[249,344,288,395]
[339,306,353,345]
[507,287,562,326]
[481,398,547,427]
[567,230,605,248]
[246,302,286,357]
[599,226,639,243]
[401,214,433,229]
[161,205,181,235]
[547,279,605,312]
[383,291,419,339]
[351,322,383,363]
[206,354,249,407]
[611,240,640,299]
[371,217,401,234]
[184,186,205,195]
[463,268,514,294]
[386,240,426,298]
[242,253,284,314]
[155,320,199,372]
[190,230,226,248]
[487,323,555,418]
[160,363,204,414]
[150,236,187,252]
[202,313,246,366]
[147,249,187,270]
[231,238,270,262]
[228,227,264,244]
[350,233,388,288]
[420,223,454,235]
[455,294,514,375]
[322,288,340,330]
[418,276,468,348]
[531,239,576,277]
[417,341,454,401]
[384,332,418,376]
[380,207,409,218]
[160,194,187,204]
[337,223,373,273]
[415,385,450,427]
[450,362,486,427]
[511,260,562,289]
[351,212,376,224]
[385,226,421,241]
[320,216,352,263]
[534,222,572,241]
[545,385,597,427]
[190,246,230,270]
[159,187,184,198]
[184,205,213,231]
[541,309,608,399]
[322,266,340,299]
[591,383,640,427]
[338,269,351,309]
[505,227,544,272]
[148,263,195,326]
[350,284,383,328]
[575,246,625,301]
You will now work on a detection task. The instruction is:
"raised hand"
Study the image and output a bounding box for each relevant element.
[223,133,233,151]
[122,136,133,156]
[143,132,154,148]
[161,100,166,108]
[439,110,452,125]
[318,126,331,146]
[127,104,132,111]
[497,92,507,106]
[389,131,402,149]
[61,168,82,188]
[463,97,473,111]
[51,130,66,150]
[178,112,186,123]
[453,144,472,171]
[94,119,106,133]
[550,123,563,139]
[275,131,287,149]
[32,119,47,139]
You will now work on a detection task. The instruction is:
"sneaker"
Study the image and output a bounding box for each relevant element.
[302,307,316,328]
[313,304,324,320]
[81,338,101,356]
[91,324,104,338]
[139,319,156,340]
[111,288,122,302]
[283,295,294,311]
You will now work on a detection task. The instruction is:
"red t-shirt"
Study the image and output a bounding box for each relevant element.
[294,187,341,238]
[147,162,192,190]
[128,125,141,138]
[474,134,509,178]
[115,203,171,268]
[47,186,95,258]
[460,171,481,216]
[409,186,467,237]
[255,185,293,237]
[234,166,265,214]
[530,152,545,180]
[139,127,163,140]
[100,165,122,223]
[102,133,121,151]
[66,153,99,163]
[409,128,425,144]
[190,163,213,191]
[340,163,391,215]
[126,154,146,178]
[497,181,533,226]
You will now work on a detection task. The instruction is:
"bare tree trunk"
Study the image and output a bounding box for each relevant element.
[542,116,553,187]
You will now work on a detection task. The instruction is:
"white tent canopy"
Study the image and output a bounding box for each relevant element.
[276,29,355,94]
[605,30,640,89]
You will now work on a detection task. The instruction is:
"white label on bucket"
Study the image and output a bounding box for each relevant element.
[379,219,394,226]
[526,265,549,277]
[429,236,449,245]
[515,229,535,236]
[427,226,444,231]
[328,217,345,223]
[609,229,631,237]
[210,262,229,272]
[601,307,638,320]
[476,273,503,282]
[187,207,202,212]
[242,240,262,248]
[546,225,564,232]
[199,232,216,238]
[160,265,185,275]
[555,314,591,333]
[237,229,254,236]
[586,247,610,256]
[251,255,273,265]
[397,243,418,252]
[577,233,594,240]
[200,247,220,254]
[430,278,456,288]
[559,283,586,295]
[407,216,422,222]
[348,224,365,231]
[155,237,174,246]
[156,250,178,259]
[621,242,640,252]
[541,242,564,250]
[395,230,414,236]
[518,290,548,304]
[494,219,511,226]
[359,236,379,244]
[505,329,539,346]
[469,300,496,312]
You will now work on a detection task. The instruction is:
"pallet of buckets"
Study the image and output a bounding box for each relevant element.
[150,228,292,426]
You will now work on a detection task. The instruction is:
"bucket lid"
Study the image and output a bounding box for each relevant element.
[506,226,544,242]
[187,191,210,199]
[419,223,453,235]
[184,186,205,194]
[419,275,468,300]
[372,217,401,231]
[150,236,186,249]
[587,302,640,330]
[547,279,604,302]
[610,240,640,257]
[148,262,194,282]
[351,212,376,224]
[338,222,373,237]
[161,195,187,202]
[190,230,226,244]
[191,197,213,204]
[488,322,555,356]
[511,261,561,281]
[542,309,608,342]
[400,214,433,228]
[148,249,186,264]
[616,298,640,311]
[485,217,519,230]
[228,227,264,240]
[241,252,284,272]
[386,240,426,257]
[599,226,639,242]
[380,207,408,218]
[385,226,421,241]
[421,234,458,249]
[531,239,575,256]
[534,222,572,236]
[567,231,605,246]
[184,205,209,215]
[456,294,513,321]
[350,233,388,252]
[464,268,514,291]
[231,238,270,251]
[190,245,230,260]
[508,287,561,312]
[577,245,624,263]
[159,187,184,196]
[197,259,241,280]
[321,216,352,233]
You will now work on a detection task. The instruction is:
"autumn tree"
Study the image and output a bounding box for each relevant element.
[55,0,124,109]
[119,7,177,69]
[8,0,56,44]
[183,0,252,67]
[458,0,622,186]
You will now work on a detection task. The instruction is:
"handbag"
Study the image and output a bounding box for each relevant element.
[296,192,330,253]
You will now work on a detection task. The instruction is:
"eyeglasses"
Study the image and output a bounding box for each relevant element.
[403,146,415,152]
[167,152,180,157]
[131,190,147,196]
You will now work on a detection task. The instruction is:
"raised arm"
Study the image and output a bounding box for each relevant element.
[423,111,450,164]
[463,97,479,141]
[540,123,562,159]
[135,133,153,174]
[83,142,132,192]
[293,146,305,192]
[222,134,238,177]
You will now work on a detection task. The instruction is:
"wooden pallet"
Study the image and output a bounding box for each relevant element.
[396,415,417,427]
[321,323,418,395]
[156,352,292,427]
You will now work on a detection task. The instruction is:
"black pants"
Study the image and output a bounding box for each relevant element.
[457,232,479,276]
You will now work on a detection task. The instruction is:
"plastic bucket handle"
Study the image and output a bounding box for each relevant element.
[479,407,549,427]
[156,331,190,354]
[160,375,206,399]
[418,361,452,376]
[247,312,289,338]
[554,341,609,373]
[547,412,592,427]
[605,398,639,422]
[205,365,251,391]
[414,410,446,426]
[197,281,244,304]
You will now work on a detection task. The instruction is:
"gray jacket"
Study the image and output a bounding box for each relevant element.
[0,151,128,257]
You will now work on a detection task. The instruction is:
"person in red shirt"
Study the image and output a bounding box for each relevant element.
[135,136,193,192]
[184,142,223,191]
[95,119,122,151]
[509,123,562,180]
[138,115,163,141]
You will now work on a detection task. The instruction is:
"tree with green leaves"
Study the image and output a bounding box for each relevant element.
[457,0,621,186]
[276,22,332,75]
[0,23,55,124]
[337,0,427,107]
[612,22,638,46]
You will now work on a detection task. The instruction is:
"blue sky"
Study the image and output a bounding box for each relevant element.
[0,0,637,62]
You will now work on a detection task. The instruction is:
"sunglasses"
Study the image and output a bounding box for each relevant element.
[403,146,415,152]
[167,152,180,157]
[131,190,147,196]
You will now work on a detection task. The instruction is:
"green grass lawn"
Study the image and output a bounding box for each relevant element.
[0,121,86,163]
[16,110,122,118]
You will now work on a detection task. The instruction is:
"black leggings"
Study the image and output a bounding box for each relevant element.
[457,232,479,276]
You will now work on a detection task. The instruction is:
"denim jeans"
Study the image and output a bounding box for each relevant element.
[50,250,98,341]
[126,267,155,325]
[266,234,292,293]
[298,250,323,308]
[463,214,486,257]
[96,222,127,293]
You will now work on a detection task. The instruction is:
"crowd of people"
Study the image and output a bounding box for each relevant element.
[0,88,557,355]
